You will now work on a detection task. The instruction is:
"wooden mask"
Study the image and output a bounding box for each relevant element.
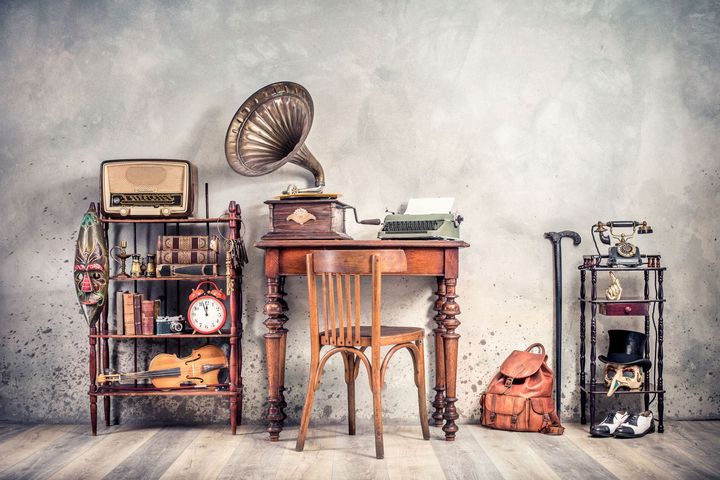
[74,203,109,326]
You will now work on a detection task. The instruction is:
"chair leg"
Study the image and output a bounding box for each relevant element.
[414,339,430,440]
[342,352,357,436]
[296,358,321,452]
[371,362,384,459]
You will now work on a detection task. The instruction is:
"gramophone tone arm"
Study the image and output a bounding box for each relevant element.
[287,144,325,189]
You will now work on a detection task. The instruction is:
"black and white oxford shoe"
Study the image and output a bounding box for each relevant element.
[590,411,630,437]
[614,411,655,438]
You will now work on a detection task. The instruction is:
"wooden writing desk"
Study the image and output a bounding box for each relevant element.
[256,239,469,442]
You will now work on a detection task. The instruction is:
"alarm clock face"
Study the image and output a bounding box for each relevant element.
[188,296,227,334]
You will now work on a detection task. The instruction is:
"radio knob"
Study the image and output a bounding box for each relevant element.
[161,207,171,216]
[119,207,129,217]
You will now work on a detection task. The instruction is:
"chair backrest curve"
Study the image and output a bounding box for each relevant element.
[305,250,407,348]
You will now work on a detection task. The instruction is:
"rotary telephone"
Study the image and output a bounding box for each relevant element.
[591,220,653,267]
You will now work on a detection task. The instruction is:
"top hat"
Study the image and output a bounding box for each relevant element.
[598,329,652,370]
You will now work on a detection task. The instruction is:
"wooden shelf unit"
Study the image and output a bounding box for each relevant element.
[577,257,666,434]
[89,200,243,435]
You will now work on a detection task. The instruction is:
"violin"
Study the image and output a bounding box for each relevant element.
[97,344,227,388]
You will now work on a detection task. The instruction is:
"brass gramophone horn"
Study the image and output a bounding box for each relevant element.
[225,81,325,194]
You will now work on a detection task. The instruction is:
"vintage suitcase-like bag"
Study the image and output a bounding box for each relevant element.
[480,343,564,435]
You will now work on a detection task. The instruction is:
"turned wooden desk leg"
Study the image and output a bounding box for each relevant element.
[89,327,98,436]
[441,277,461,441]
[264,276,287,441]
[431,277,446,427]
[277,276,289,426]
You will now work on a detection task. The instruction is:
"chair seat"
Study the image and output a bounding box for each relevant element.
[320,326,424,347]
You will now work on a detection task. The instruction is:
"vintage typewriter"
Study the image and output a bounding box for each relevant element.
[378,213,463,240]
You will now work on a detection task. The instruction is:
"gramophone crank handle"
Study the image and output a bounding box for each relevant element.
[358,219,381,225]
[344,205,381,225]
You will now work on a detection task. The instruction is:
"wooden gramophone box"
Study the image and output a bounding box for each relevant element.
[263,198,352,240]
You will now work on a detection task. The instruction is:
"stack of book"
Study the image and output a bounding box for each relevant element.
[155,235,219,277]
[114,291,161,335]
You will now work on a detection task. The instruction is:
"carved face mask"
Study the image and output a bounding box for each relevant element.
[74,204,109,326]
[604,363,643,396]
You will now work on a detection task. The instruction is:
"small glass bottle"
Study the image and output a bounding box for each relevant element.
[146,254,156,277]
[130,254,143,278]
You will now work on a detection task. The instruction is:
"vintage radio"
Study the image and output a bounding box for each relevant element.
[100,159,197,218]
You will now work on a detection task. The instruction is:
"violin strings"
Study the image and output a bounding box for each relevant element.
[118,364,226,380]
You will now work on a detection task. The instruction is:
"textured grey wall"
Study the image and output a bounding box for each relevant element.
[1,1,718,426]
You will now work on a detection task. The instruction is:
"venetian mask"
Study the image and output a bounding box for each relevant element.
[74,204,109,325]
[604,363,643,396]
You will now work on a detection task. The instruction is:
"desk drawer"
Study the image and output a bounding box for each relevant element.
[599,302,649,316]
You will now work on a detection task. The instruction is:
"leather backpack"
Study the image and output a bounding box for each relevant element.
[480,343,564,435]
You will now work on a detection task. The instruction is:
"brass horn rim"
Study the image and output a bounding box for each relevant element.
[224,81,314,177]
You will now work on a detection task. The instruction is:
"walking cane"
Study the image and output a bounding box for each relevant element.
[544,230,581,417]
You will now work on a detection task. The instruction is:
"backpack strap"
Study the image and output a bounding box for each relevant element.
[539,412,565,435]
[525,343,545,355]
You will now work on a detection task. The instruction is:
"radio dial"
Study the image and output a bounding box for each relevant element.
[161,207,171,216]
[119,207,129,217]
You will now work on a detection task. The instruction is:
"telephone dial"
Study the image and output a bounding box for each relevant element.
[591,220,653,267]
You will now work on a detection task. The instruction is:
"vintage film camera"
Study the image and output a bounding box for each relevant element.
[155,315,188,335]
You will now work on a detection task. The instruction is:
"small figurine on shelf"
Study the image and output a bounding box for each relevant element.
[110,240,131,279]
[604,272,623,300]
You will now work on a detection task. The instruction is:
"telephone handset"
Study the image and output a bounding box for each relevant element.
[592,220,653,267]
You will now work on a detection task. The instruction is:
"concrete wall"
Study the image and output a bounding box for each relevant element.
[1,0,718,425]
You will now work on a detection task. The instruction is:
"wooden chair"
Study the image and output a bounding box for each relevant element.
[295,250,430,459]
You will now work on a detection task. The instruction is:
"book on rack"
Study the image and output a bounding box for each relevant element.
[115,290,128,335]
[156,235,217,252]
[141,300,155,335]
[156,249,218,265]
[122,292,135,335]
[154,299,161,319]
[132,293,143,335]
[156,263,218,277]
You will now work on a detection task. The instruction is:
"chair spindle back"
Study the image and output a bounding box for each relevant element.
[306,250,407,347]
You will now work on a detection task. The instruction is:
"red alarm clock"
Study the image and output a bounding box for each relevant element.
[187,281,227,334]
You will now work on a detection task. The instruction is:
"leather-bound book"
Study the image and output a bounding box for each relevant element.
[123,292,135,335]
[132,294,143,335]
[156,235,213,251]
[156,263,218,277]
[115,290,126,335]
[141,300,155,335]
[154,299,161,319]
[156,249,217,264]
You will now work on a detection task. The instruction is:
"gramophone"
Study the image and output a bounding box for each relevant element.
[225,81,379,240]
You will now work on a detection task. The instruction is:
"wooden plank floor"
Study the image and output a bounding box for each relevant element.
[0,421,717,480]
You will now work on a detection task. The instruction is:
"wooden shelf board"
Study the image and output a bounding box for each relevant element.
[578,266,666,271]
[580,383,664,395]
[91,333,235,339]
[91,389,239,397]
[580,299,664,303]
[101,217,231,224]
[110,275,226,282]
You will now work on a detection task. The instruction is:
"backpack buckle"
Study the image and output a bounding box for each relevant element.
[504,377,514,387]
